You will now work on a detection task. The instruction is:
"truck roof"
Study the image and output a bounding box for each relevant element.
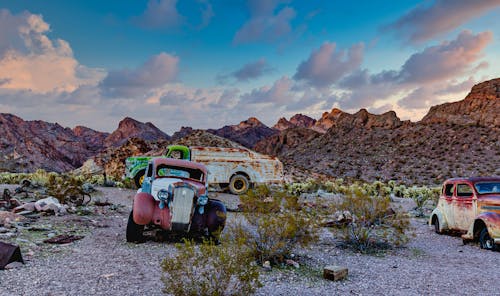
[446,176,500,183]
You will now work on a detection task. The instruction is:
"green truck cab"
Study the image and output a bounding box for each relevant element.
[125,145,191,187]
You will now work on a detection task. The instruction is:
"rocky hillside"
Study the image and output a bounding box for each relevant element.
[422,78,500,127]
[273,114,316,131]
[207,117,278,148]
[103,117,170,147]
[0,113,97,172]
[257,78,500,184]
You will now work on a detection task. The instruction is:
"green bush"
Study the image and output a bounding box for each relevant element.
[334,188,411,253]
[161,235,261,296]
[239,186,319,264]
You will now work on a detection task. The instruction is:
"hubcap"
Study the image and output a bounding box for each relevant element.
[234,180,244,190]
[139,174,145,186]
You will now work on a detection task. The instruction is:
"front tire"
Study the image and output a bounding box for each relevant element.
[229,174,249,195]
[433,216,441,234]
[133,170,146,188]
[126,211,145,243]
[479,228,496,250]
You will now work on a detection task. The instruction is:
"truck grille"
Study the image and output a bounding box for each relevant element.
[171,186,195,231]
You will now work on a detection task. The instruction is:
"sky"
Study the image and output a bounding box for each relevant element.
[0,0,499,133]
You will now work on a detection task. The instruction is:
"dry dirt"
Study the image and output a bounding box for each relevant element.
[0,185,499,296]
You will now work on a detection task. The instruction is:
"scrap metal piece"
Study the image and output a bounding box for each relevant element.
[0,241,24,270]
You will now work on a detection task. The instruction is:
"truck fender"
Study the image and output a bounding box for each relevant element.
[429,208,448,232]
[470,212,500,240]
[133,192,155,225]
[206,199,227,233]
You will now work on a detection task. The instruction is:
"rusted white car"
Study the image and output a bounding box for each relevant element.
[430,177,500,250]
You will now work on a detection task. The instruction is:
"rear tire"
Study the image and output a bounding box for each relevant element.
[433,216,441,234]
[229,174,249,195]
[126,211,145,243]
[479,228,496,250]
[133,170,146,188]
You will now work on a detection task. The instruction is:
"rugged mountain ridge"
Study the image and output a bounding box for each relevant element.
[103,117,170,147]
[1,78,499,185]
[273,114,316,131]
[207,117,278,148]
[422,78,500,127]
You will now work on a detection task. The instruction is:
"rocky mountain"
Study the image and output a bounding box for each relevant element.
[312,108,344,133]
[103,117,170,147]
[258,79,500,184]
[208,117,278,148]
[273,114,316,131]
[422,78,500,127]
[254,127,322,157]
[73,126,109,153]
[0,113,95,172]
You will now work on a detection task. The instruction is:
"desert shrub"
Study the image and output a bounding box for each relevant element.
[239,186,319,264]
[161,235,261,296]
[46,174,90,205]
[334,188,411,253]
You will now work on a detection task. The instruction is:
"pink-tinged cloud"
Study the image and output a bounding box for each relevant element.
[336,31,492,111]
[0,9,104,93]
[218,58,274,83]
[398,30,492,84]
[385,0,500,43]
[294,42,364,88]
[233,0,296,44]
[99,53,179,98]
[133,0,184,29]
[241,76,293,104]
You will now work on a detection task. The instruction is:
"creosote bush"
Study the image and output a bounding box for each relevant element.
[334,188,411,253]
[161,235,261,296]
[239,185,319,265]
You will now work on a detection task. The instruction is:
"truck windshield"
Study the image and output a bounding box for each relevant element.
[474,182,500,194]
[156,164,204,182]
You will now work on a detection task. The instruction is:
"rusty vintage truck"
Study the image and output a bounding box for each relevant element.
[126,157,226,242]
[125,145,284,195]
[430,177,500,250]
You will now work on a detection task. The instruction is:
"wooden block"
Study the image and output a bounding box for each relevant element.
[323,265,348,281]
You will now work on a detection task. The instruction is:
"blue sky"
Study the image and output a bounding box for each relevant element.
[0,0,499,133]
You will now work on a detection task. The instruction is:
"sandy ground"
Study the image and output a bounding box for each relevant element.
[0,185,499,296]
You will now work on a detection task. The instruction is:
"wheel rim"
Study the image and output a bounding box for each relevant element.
[234,180,245,190]
[139,174,145,186]
[485,237,494,249]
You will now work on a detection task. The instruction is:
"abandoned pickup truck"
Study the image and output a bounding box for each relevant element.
[126,157,226,242]
[429,177,500,250]
[125,145,284,195]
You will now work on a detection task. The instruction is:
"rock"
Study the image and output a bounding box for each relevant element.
[13,202,36,213]
[262,261,272,271]
[43,234,84,244]
[4,261,24,270]
[285,259,300,269]
[323,265,348,281]
[0,211,26,226]
[34,197,63,214]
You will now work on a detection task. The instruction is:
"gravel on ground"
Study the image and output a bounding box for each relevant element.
[0,186,498,296]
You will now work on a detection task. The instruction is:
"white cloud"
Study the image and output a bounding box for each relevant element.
[294,42,364,88]
[233,0,296,44]
[0,9,105,93]
[385,0,500,43]
[99,53,179,98]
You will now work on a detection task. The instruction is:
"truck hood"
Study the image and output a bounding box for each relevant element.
[151,178,205,201]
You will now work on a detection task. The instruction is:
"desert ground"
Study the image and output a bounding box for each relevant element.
[0,185,499,296]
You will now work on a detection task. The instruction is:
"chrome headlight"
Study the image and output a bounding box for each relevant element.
[197,194,208,206]
[157,189,169,201]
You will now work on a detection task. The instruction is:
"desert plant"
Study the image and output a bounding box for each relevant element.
[161,234,261,296]
[334,188,411,253]
[239,186,319,264]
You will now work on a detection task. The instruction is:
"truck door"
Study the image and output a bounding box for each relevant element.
[452,183,476,231]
